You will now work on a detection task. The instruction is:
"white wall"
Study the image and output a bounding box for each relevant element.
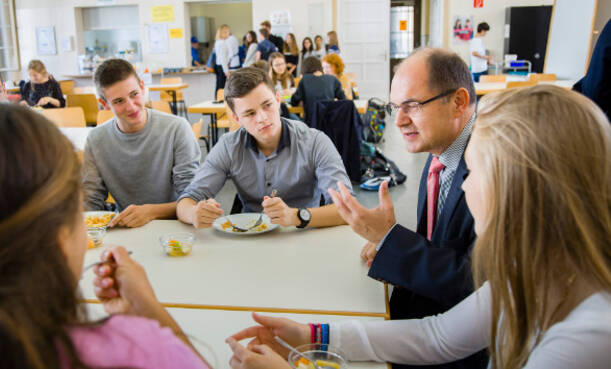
[251,0,333,44]
[444,0,554,64]
[189,2,252,43]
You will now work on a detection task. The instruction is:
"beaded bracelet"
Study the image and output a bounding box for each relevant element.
[309,323,316,344]
[316,323,322,344]
[322,323,329,345]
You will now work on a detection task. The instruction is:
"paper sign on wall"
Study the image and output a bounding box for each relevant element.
[152,5,174,23]
[399,20,407,31]
[169,28,183,39]
[148,23,168,54]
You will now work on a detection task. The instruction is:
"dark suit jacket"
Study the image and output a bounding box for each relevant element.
[369,154,487,369]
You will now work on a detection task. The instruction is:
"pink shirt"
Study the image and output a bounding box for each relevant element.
[60,315,209,369]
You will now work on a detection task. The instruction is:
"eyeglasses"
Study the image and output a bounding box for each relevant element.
[385,89,458,116]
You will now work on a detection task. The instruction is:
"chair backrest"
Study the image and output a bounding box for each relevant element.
[151,100,172,114]
[343,73,357,83]
[59,80,75,95]
[159,77,184,101]
[294,76,302,87]
[191,119,203,139]
[529,73,557,82]
[41,107,86,127]
[96,109,115,125]
[66,93,99,124]
[161,77,183,84]
[479,74,506,83]
[506,80,537,89]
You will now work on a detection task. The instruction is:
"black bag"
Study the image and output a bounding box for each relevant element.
[360,142,406,186]
[361,98,387,143]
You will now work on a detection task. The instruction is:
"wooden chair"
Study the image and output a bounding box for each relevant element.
[529,73,557,82]
[191,119,210,153]
[41,107,86,127]
[151,100,172,114]
[160,77,186,116]
[294,76,302,86]
[66,93,99,125]
[59,80,75,95]
[215,89,233,130]
[506,81,537,89]
[479,74,506,83]
[96,109,115,125]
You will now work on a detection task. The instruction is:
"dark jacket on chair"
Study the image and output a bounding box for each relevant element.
[310,100,362,182]
[369,154,487,369]
[290,74,345,126]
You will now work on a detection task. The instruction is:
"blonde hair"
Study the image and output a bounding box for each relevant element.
[327,30,338,46]
[283,33,299,55]
[471,85,611,368]
[269,52,294,90]
[27,60,48,77]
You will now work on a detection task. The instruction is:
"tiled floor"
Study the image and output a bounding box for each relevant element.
[196,116,429,231]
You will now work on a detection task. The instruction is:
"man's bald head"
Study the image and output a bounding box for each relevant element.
[396,48,476,105]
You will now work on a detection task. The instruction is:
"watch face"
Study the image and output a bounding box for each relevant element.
[299,208,311,221]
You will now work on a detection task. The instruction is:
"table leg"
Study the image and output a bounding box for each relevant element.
[169,91,178,115]
[211,113,218,145]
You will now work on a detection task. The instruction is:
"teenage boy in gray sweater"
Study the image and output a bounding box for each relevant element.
[83,59,201,228]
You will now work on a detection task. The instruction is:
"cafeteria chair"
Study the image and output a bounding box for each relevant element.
[479,74,507,83]
[41,107,86,127]
[506,80,537,89]
[529,73,557,82]
[59,79,75,95]
[67,93,99,126]
[96,109,115,125]
[191,119,210,153]
[151,100,173,114]
[215,89,233,131]
[160,77,187,117]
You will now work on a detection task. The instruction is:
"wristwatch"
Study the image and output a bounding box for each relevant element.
[296,208,311,228]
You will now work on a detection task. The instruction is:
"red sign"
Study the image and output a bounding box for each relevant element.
[474,0,483,8]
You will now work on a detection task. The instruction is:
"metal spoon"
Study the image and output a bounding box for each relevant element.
[274,336,321,369]
[248,189,278,230]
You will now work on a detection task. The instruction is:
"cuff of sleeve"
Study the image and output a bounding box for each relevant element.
[329,321,382,362]
[177,192,203,204]
[376,223,398,251]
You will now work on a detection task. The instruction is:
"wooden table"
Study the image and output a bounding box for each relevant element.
[188,99,369,145]
[80,220,388,317]
[148,83,189,115]
[475,80,574,95]
[85,303,390,369]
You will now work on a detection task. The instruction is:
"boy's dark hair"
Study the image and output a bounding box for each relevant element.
[225,67,275,113]
[93,58,140,100]
[260,20,271,29]
[301,56,323,74]
[477,22,490,33]
[259,28,269,39]
[252,60,271,73]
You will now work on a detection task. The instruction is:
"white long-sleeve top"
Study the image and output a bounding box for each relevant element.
[214,37,239,74]
[226,35,240,69]
[243,43,258,67]
[330,284,611,368]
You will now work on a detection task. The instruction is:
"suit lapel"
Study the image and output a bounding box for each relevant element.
[416,154,432,235]
[433,157,468,240]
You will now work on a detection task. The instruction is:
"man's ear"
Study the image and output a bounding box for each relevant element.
[453,87,470,117]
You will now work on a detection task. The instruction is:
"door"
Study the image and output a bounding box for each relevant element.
[338,0,390,101]
[505,6,552,73]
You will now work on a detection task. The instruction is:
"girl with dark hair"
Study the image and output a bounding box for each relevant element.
[0,105,210,369]
[243,30,258,67]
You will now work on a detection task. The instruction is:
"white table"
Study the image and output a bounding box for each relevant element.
[85,303,389,369]
[80,221,388,317]
[60,127,93,151]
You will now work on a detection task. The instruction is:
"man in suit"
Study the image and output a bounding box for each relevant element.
[329,48,486,369]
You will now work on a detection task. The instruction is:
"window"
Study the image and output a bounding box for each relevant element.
[0,0,19,72]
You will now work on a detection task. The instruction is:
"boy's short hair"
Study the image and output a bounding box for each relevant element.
[302,56,323,74]
[225,67,275,113]
[477,22,490,33]
[93,58,140,100]
[259,28,269,39]
[260,20,271,29]
[252,60,271,73]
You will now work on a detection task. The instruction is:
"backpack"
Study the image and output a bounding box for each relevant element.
[360,141,407,190]
[361,98,387,143]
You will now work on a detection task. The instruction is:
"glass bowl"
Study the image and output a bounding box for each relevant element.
[288,344,347,369]
[159,233,195,256]
[87,228,106,249]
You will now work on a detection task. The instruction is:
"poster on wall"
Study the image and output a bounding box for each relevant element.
[148,23,168,54]
[452,15,474,43]
[36,26,57,55]
[269,10,292,38]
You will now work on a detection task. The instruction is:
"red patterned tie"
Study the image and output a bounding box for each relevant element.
[427,157,446,240]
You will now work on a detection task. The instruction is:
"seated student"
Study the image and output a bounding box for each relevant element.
[291,56,345,126]
[269,52,295,96]
[83,58,200,228]
[19,59,65,108]
[256,28,278,62]
[226,85,611,369]
[0,105,210,369]
[322,53,358,100]
[176,67,351,229]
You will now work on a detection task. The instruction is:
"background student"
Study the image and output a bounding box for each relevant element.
[269,52,295,96]
[19,59,65,108]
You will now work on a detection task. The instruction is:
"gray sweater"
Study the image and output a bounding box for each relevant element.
[83,109,201,211]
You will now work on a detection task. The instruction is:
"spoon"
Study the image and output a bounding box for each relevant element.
[81,251,133,275]
[274,336,321,369]
[248,189,278,230]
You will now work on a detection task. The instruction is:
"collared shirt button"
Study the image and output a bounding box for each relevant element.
[267,182,271,186]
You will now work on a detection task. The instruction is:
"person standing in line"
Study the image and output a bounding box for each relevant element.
[312,35,326,59]
[213,26,229,93]
[283,33,299,76]
[225,27,241,72]
[260,20,284,53]
[243,31,259,68]
[190,36,201,67]
[470,22,491,82]
[298,37,315,76]
[256,28,278,62]
[326,30,340,54]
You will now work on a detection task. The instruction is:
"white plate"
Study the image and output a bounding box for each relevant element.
[84,211,116,229]
[212,213,278,235]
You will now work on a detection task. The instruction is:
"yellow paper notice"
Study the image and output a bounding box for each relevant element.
[152,5,174,23]
[169,28,183,38]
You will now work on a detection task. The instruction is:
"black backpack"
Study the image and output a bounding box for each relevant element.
[360,142,406,186]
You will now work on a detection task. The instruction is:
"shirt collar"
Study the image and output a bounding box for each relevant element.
[245,118,291,154]
[438,112,475,171]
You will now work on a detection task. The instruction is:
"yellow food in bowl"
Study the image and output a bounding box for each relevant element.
[166,239,192,256]
[85,213,114,228]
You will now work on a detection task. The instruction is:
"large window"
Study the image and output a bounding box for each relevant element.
[0,0,19,72]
